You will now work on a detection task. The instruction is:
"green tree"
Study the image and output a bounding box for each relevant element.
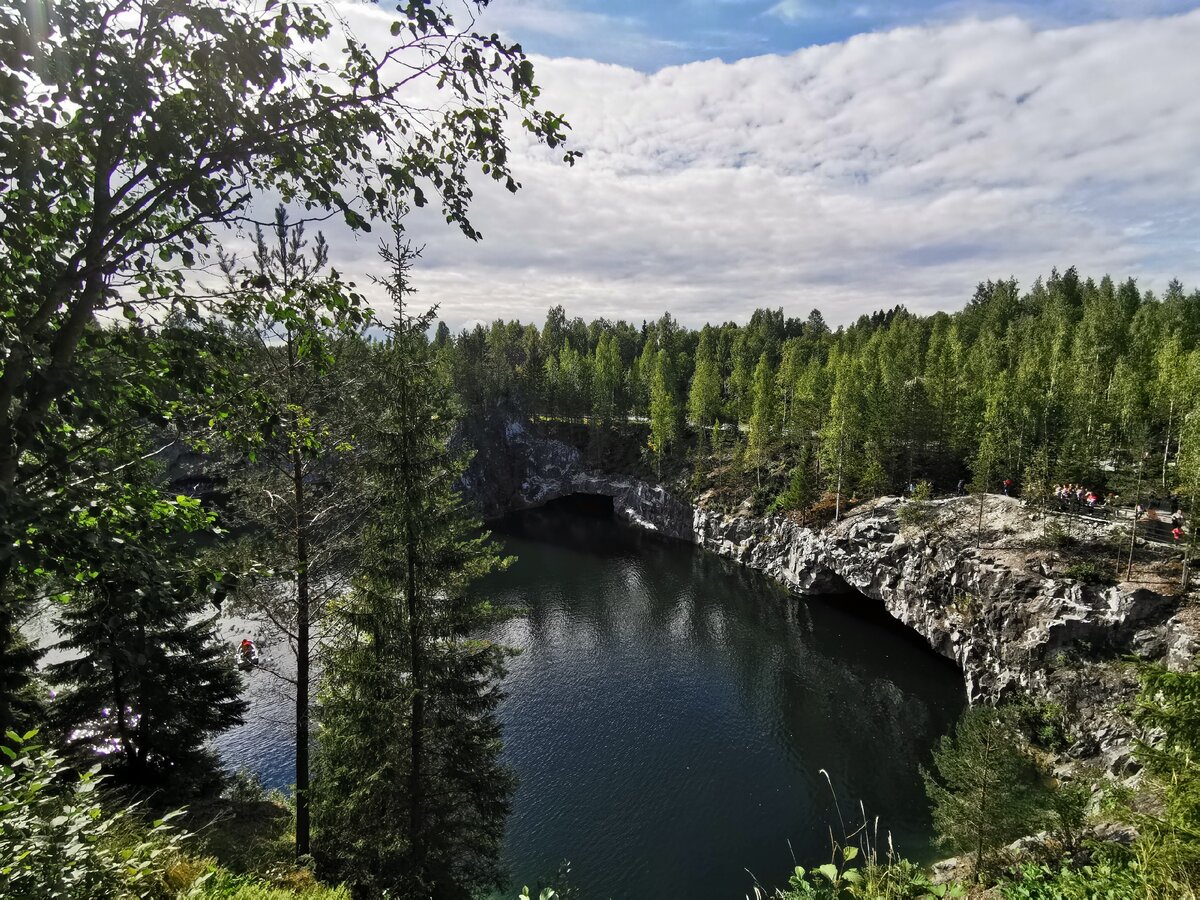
[312,231,513,899]
[746,352,778,483]
[47,454,245,787]
[688,328,723,432]
[922,706,1052,877]
[217,207,369,856]
[770,445,817,514]
[649,349,682,472]
[592,331,624,425]
[857,442,890,499]
[819,350,862,521]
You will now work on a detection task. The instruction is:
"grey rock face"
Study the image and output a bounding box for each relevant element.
[460,419,693,541]
[690,499,1185,708]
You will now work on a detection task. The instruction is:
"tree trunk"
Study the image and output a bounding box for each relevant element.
[1163,399,1174,489]
[1127,458,1145,582]
[407,517,425,871]
[293,446,311,858]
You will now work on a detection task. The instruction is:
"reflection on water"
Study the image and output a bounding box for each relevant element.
[211,497,965,900]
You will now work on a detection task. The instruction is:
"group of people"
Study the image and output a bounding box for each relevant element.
[1054,483,1105,510]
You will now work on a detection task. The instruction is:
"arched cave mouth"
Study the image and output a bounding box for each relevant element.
[536,492,615,518]
[815,570,964,680]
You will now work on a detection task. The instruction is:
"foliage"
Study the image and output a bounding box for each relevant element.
[1034,522,1077,550]
[0,730,184,899]
[770,446,818,514]
[188,866,351,900]
[1125,660,1200,891]
[648,348,683,466]
[0,0,578,735]
[997,855,1143,900]
[215,207,373,854]
[898,481,936,526]
[922,706,1055,876]
[776,837,965,900]
[1063,561,1117,586]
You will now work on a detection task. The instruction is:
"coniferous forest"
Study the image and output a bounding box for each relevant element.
[4,2,1200,900]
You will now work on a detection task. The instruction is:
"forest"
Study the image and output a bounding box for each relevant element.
[448,271,1200,540]
[5,1,1200,899]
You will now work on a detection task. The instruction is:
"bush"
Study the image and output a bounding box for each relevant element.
[191,867,351,899]
[778,843,965,899]
[1063,561,1116,586]
[898,481,935,527]
[998,854,1142,899]
[1034,522,1076,550]
[0,730,184,899]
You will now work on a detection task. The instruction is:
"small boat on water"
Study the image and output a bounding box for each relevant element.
[237,639,260,670]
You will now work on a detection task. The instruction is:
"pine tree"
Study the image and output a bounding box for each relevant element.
[312,230,513,899]
[922,706,1052,876]
[48,456,245,787]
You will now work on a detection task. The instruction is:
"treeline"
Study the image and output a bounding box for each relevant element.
[444,270,1200,515]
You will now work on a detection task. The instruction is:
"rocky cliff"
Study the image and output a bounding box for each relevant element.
[464,420,1198,768]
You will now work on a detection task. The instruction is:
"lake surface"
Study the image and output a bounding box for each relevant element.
[215,496,965,900]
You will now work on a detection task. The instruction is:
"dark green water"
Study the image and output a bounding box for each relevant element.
[480,497,965,900]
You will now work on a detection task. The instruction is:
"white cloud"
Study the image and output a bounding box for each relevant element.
[310,4,1200,330]
[766,0,825,21]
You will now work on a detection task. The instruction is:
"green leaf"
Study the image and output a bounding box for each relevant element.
[817,863,839,883]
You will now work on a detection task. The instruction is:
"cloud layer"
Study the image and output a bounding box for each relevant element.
[322,4,1200,330]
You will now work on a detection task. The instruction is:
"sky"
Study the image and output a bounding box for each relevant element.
[308,0,1200,331]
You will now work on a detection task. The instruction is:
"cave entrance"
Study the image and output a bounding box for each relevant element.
[537,493,615,518]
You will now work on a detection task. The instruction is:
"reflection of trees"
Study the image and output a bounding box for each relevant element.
[487,501,966,855]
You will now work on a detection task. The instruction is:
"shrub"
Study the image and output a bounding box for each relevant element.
[1063,561,1116,586]
[898,481,935,527]
[998,856,1142,900]
[0,730,184,899]
[1034,522,1076,550]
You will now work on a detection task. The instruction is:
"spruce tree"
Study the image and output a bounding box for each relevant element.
[312,230,513,899]
[47,455,245,787]
[771,445,817,514]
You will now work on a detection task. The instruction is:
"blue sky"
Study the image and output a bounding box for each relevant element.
[481,0,1200,70]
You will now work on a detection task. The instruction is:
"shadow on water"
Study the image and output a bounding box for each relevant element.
[480,494,966,900]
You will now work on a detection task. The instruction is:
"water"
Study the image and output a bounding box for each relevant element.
[215,496,965,900]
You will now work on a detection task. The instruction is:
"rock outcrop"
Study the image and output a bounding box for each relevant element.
[463,420,1198,766]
